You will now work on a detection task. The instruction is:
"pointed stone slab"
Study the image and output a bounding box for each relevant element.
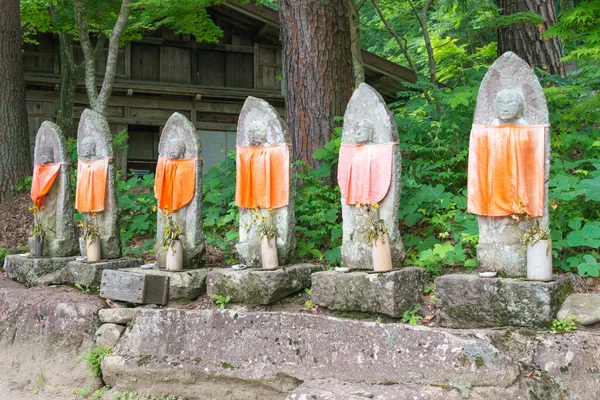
[77,109,121,259]
[472,52,550,276]
[235,96,295,268]
[28,121,79,257]
[340,83,404,269]
[154,112,205,268]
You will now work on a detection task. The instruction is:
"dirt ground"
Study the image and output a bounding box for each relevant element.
[0,192,32,252]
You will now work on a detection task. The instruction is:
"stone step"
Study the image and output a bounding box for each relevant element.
[435,273,572,328]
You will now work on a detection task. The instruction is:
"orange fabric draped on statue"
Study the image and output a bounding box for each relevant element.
[235,144,290,209]
[76,158,109,212]
[30,163,64,206]
[337,143,396,205]
[467,124,547,217]
[154,158,198,212]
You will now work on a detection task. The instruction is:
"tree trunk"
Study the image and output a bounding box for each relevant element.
[55,33,78,138]
[0,0,31,203]
[348,0,366,87]
[277,0,354,170]
[494,0,565,76]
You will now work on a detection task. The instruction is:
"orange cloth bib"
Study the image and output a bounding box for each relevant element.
[154,158,198,212]
[76,158,109,212]
[467,124,547,217]
[337,143,396,205]
[235,144,290,209]
[30,163,64,206]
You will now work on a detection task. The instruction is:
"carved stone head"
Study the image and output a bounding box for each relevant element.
[39,146,55,164]
[493,89,525,123]
[354,119,374,144]
[79,136,97,161]
[165,137,186,159]
[248,121,267,146]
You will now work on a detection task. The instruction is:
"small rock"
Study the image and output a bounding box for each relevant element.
[95,323,125,348]
[98,308,140,324]
[350,391,374,398]
[8,379,31,391]
[557,293,600,326]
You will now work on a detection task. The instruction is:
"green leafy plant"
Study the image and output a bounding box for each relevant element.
[402,304,423,325]
[551,316,579,333]
[0,246,9,263]
[74,283,92,295]
[12,175,32,193]
[355,203,388,245]
[214,294,231,309]
[245,207,277,239]
[77,345,112,378]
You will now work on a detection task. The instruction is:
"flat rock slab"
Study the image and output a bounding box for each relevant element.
[65,258,142,288]
[435,274,572,328]
[3,255,77,287]
[206,264,321,305]
[120,267,211,301]
[311,267,429,318]
[99,307,142,324]
[557,293,600,326]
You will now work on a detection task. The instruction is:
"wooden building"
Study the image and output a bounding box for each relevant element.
[23,0,416,174]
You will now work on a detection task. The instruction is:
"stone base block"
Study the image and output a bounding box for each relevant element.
[435,274,572,328]
[3,255,77,287]
[65,258,143,288]
[120,268,212,301]
[311,267,429,318]
[206,264,321,305]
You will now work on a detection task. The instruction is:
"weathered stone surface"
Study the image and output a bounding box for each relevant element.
[77,109,121,259]
[120,267,211,300]
[3,255,76,286]
[95,323,125,348]
[311,267,428,317]
[340,83,404,270]
[557,293,600,325]
[0,279,104,392]
[36,258,142,288]
[472,52,550,277]
[103,309,520,396]
[155,112,205,268]
[236,96,295,268]
[28,121,79,257]
[99,307,141,324]
[435,274,571,328]
[287,379,466,400]
[206,264,320,305]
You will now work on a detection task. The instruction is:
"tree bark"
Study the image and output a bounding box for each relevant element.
[348,0,367,87]
[73,0,131,116]
[277,0,354,170]
[0,0,31,203]
[55,33,78,137]
[494,0,565,76]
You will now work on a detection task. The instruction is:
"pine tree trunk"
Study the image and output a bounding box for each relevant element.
[348,0,365,87]
[494,0,565,76]
[55,33,78,138]
[277,0,354,170]
[0,0,31,203]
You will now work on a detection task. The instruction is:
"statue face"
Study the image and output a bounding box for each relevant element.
[39,147,55,164]
[354,120,374,144]
[79,137,97,160]
[248,121,267,146]
[165,138,186,159]
[494,90,524,122]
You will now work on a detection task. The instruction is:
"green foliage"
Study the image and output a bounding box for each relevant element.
[551,316,578,333]
[12,175,32,194]
[402,304,423,325]
[77,345,112,378]
[117,174,157,256]
[0,246,9,263]
[74,283,93,294]
[73,386,107,399]
[202,150,238,263]
[214,294,231,309]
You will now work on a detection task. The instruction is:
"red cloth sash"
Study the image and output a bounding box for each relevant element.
[76,158,109,212]
[154,158,198,212]
[30,163,65,206]
[467,124,547,217]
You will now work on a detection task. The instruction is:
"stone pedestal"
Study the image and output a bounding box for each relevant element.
[3,255,77,287]
[65,258,143,288]
[119,268,212,301]
[206,264,320,305]
[311,267,429,318]
[435,274,571,328]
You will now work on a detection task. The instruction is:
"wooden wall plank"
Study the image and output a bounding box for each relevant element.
[226,52,253,88]
[160,46,191,84]
[131,43,160,81]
